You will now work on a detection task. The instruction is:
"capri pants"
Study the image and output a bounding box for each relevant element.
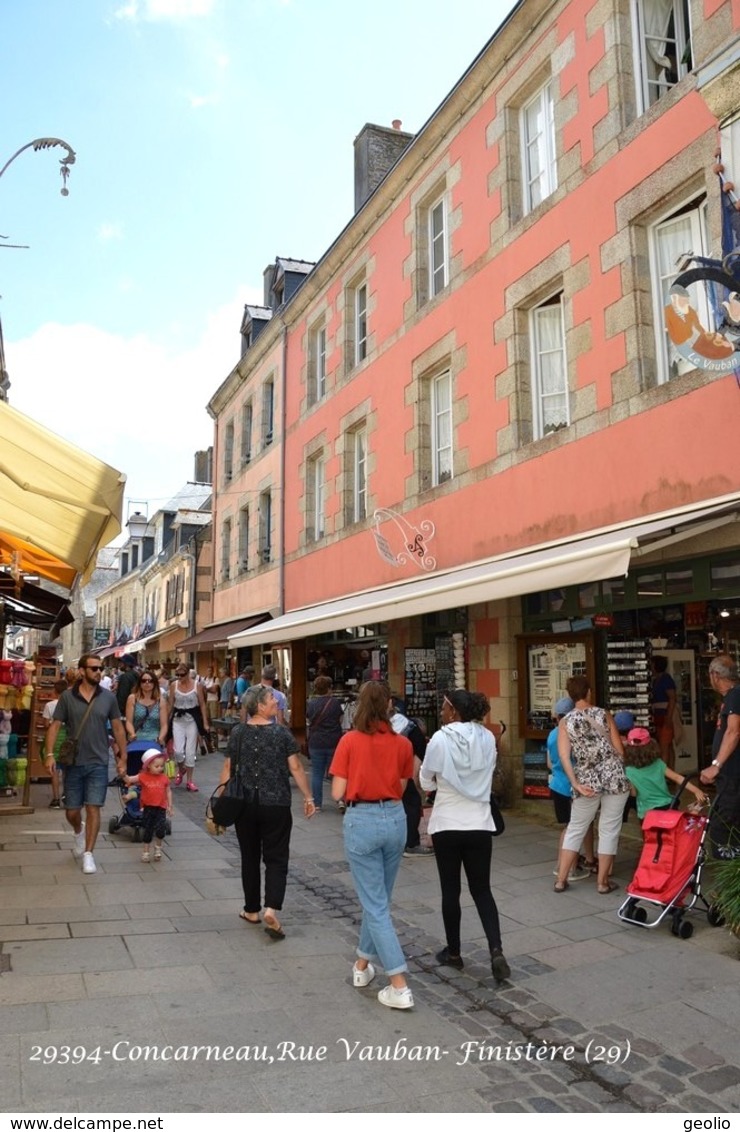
[562,791,630,856]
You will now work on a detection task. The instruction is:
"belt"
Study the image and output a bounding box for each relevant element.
[346,798,397,806]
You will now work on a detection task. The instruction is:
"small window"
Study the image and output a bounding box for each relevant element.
[431,371,453,486]
[223,421,234,483]
[308,324,327,405]
[259,491,272,564]
[633,0,692,113]
[308,455,326,541]
[711,557,740,591]
[650,198,711,384]
[522,82,557,213]
[221,518,232,582]
[530,295,569,438]
[238,506,249,574]
[352,427,367,523]
[429,196,448,297]
[355,283,368,365]
[261,380,274,447]
[241,402,253,466]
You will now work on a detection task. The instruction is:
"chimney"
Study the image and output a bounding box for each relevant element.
[263,263,278,308]
[354,121,414,213]
[194,447,213,485]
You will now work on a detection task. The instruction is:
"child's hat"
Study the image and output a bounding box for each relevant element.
[554,696,574,716]
[627,727,651,746]
[614,710,635,732]
[141,748,163,768]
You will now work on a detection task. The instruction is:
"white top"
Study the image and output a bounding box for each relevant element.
[419,721,496,835]
[42,699,58,724]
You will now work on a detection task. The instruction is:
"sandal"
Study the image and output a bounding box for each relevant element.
[153,847,162,861]
[597,881,619,894]
[553,880,569,893]
[580,858,599,874]
[263,910,285,940]
[239,910,261,925]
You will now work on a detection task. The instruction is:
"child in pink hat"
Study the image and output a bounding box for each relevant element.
[123,749,173,862]
[622,728,706,823]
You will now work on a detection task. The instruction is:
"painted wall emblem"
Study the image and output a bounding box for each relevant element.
[664,277,740,375]
[371,508,436,572]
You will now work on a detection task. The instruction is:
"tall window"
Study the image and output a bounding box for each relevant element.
[633,0,691,112]
[522,82,557,213]
[241,401,253,466]
[221,518,232,582]
[223,420,234,483]
[259,491,272,564]
[308,455,326,541]
[351,427,367,523]
[238,506,250,573]
[261,379,274,448]
[429,196,448,297]
[308,323,327,404]
[431,371,453,486]
[355,283,368,364]
[530,295,569,438]
[650,199,711,383]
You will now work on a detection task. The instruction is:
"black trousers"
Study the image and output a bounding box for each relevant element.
[141,805,167,844]
[709,774,740,859]
[431,829,502,954]
[234,802,293,912]
[402,779,422,848]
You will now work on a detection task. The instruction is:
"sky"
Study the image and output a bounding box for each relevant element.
[1,0,513,526]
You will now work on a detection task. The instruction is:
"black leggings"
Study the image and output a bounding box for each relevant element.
[431,829,502,954]
[141,805,167,844]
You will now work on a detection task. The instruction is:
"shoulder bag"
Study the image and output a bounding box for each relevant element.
[207,776,247,828]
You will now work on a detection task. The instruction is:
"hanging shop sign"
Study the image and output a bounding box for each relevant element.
[371,508,436,572]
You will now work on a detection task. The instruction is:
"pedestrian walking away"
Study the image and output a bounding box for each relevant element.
[420,688,511,983]
[330,681,415,1010]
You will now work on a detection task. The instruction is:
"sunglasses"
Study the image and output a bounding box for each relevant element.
[140,678,154,683]
[86,665,102,672]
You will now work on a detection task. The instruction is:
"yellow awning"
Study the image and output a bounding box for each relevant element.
[0,401,126,587]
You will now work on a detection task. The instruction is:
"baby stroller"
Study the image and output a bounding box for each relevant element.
[617,777,721,939]
[108,740,172,843]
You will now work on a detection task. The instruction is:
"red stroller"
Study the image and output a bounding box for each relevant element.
[617,779,723,939]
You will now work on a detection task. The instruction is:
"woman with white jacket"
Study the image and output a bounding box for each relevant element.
[420,689,510,983]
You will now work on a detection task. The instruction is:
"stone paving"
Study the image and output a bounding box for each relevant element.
[1,751,739,1114]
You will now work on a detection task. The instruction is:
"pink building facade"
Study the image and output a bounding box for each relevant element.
[208,0,740,795]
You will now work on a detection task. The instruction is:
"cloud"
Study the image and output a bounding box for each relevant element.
[7,285,261,516]
[97,222,124,242]
[114,0,216,22]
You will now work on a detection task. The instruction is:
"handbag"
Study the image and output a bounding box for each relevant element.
[56,697,96,767]
[490,794,505,837]
[207,776,248,828]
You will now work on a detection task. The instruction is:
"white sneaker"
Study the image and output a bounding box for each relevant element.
[73,825,86,857]
[378,984,414,1010]
[353,962,376,988]
[82,852,97,874]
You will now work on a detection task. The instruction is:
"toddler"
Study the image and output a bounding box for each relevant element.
[124,748,173,862]
[622,727,706,822]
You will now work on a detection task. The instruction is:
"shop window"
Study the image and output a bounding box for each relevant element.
[665,567,693,595]
[637,571,663,599]
[633,0,692,113]
[602,577,627,605]
[578,582,599,610]
[711,556,740,591]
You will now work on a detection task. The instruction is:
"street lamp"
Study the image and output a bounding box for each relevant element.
[0,137,76,195]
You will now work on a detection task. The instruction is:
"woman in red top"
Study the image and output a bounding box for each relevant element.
[330,682,415,1010]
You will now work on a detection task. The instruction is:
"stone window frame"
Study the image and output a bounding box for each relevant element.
[405,166,462,316]
[404,332,466,499]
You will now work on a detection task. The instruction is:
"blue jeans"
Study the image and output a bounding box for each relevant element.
[343,801,407,976]
[309,748,334,808]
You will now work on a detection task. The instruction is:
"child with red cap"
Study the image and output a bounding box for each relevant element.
[124,749,173,862]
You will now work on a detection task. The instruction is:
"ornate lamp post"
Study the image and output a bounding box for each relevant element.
[0,137,76,194]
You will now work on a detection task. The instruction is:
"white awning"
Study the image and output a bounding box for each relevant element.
[228,493,740,649]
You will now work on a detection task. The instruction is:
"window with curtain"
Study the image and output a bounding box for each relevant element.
[530,295,569,438]
[650,198,710,383]
[633,0,691,111]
